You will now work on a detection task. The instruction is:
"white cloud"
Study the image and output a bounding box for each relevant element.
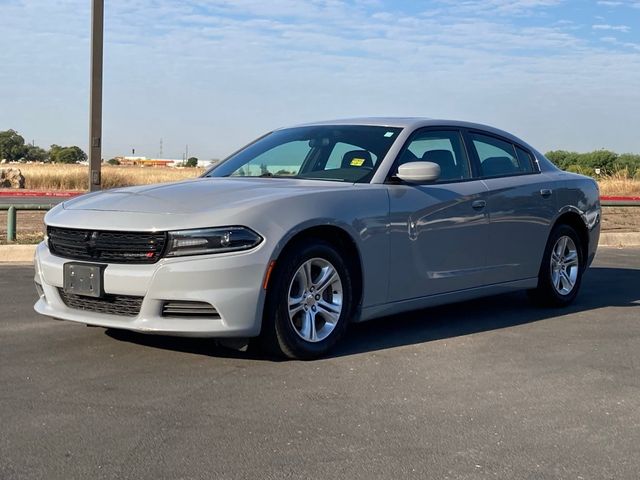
[436,0,564,15]
[592,24,631,32]
[1,0,639,157]
[599,35,640,51]
[597,0,640,7]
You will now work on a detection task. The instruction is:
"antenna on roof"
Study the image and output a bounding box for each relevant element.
[159,138,163,158]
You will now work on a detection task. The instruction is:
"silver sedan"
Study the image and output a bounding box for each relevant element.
[35,118,601,359]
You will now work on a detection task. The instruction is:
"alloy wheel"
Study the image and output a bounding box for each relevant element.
[287,258,343,343]
[550,235,579,295]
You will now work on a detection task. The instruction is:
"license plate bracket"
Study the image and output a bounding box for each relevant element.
[63,263,105,298]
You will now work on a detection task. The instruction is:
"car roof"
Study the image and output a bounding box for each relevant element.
[289,117,430,128]
[283,117,539,155]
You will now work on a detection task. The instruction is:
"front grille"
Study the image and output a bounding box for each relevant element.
[48,227,167,264]
[58,289,143,317]
[162,301,220,318]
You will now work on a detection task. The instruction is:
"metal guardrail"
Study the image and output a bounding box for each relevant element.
[0,204,55,210]
[2,200,639,243]
[1,204,55,242]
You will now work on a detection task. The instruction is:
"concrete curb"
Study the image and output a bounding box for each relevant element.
[0,234,638,263]
[0,244,37,263]
[599,232,640,247]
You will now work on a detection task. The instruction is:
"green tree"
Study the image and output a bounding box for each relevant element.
[107,157,121,165]
[0,129,28,162]
[50,145,87,164]
[580,150,618,173]
[24,145,48,162]
[615,153,640,176]
[545,150,581,170]
[185,156,198,167]
[48,145,63,163]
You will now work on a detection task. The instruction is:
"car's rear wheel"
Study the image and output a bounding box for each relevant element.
[529,224,584,307]
[261,240,353,359]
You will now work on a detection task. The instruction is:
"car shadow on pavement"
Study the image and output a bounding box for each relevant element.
[105,266,640,360]
[332,266,640,358]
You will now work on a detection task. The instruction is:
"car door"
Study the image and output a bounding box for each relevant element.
[465,131,556,284]
[386,128,490,302]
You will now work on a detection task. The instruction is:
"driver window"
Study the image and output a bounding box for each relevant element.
[401,130,471,182]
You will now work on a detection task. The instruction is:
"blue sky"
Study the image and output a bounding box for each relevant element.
[1,0,639,160]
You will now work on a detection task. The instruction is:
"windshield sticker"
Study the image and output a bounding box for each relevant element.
[350,158,365,167]
[384,131,395,137]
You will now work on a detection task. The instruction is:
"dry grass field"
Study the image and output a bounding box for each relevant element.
[17,164,205,190]
[8,163,640,195]
[596,172,640,196]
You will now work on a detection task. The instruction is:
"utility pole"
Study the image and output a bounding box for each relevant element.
[89,0,104,191]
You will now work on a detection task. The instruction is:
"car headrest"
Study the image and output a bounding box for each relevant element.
[397,149,418,167]
[422,149,455,168]
[422,149,459,179]
[341,150,373,169]
[482,156,517,176]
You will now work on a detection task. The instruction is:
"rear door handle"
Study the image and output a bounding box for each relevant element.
[540,188,552,198]
[472,200,486,210]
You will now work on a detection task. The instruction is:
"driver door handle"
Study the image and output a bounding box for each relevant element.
[472,200,486,210]
[540,188,552,198]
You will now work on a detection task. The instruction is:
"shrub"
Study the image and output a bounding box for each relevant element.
[565,164,592,176]
[545,150,639,178]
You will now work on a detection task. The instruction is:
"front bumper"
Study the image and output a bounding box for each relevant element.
[33,242,268,337]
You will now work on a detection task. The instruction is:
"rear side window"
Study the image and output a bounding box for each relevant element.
[399,130,471,182]
[515,146,535,173]
[470,133,535,177]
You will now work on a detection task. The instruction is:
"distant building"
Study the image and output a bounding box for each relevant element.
[198,159,220,168]
[115,156,179,167]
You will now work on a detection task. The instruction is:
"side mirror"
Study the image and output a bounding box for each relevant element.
[396,161,440,183]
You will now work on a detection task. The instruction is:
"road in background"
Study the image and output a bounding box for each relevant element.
[1,248,640,479]
[1,196,65,206]
[0,191,80,206]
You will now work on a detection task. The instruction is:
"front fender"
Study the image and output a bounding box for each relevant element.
[252,185,391,311]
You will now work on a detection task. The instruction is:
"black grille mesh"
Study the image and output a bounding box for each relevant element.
[162,301,220,318]
[48,227,166,264]
[58,289,143,317]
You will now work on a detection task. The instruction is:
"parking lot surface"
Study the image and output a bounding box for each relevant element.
[2,247,639,480]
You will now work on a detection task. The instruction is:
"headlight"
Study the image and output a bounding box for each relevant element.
[165,227,263,257]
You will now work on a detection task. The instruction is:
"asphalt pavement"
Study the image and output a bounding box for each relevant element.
[1,248,640,479]
[0,196,65,206]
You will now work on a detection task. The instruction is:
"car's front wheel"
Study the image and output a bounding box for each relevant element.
[529,224,584,307]
[261,240,353,360]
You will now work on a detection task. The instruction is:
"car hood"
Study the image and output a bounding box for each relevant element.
[62,177,353,214]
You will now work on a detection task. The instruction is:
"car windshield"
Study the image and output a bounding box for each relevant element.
[206,125,402,183]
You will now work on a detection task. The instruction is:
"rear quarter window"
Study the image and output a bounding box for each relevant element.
[470,132,536,177]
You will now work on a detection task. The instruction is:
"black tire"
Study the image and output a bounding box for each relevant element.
[260,239,353,360]
[528,224,584,307]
